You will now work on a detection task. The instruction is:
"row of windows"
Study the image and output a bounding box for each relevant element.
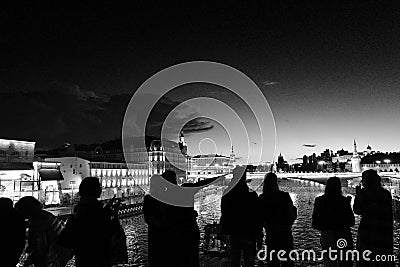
[91,168,149,177]
[100,178,149,188]
[0,150,29,157]
[188,171,213,175]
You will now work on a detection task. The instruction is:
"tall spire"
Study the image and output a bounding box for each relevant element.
[230,145,236,165]
[179,130,187,155]
[353,139,357,153]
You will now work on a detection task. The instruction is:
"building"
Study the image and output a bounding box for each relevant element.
[0,139,38,201]
[42,135,189,181]
[361,151,400,172]
[33,161,64,205]
[44,156,148,200]
[351,140,362,173]
[0,138,35,169]
[276,153,289,172]
[188,154,233,180]
[187,146,236,181]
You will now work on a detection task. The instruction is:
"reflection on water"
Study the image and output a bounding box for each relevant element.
[117,179,399,266]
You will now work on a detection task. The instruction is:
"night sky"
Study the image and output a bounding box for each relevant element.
[1,2,400,164]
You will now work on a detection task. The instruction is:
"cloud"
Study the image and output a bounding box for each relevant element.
[261,81,278,86]
[303,144,317,148]
[182,118,214,133]
[0,83,129,148]
[146,96,215,138]
[1,83,217,149]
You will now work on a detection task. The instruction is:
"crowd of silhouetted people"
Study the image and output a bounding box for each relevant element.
[0,168,395,267]
[144,167,395,267]
[0,176,127,267]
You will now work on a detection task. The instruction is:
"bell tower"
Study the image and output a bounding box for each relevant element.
[230,145,236,166]
[351,139,361,173]
[178,131,188,156]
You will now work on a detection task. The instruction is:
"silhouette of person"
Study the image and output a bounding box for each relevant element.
[158,170,224,267]
[15,196,71,267]
[220,166,261,267]
[0,197,26,267]
[258,172,297,267]
[143,175,172,267]
[353,169,394,267]
[312,176,355,267]
[58,177,116,267]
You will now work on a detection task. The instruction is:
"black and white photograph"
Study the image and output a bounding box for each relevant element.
[1,2,399,267]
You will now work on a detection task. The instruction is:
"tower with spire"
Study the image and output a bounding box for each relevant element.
[229,145,236,166]
[351,139,362,172]
[178,131,188,156]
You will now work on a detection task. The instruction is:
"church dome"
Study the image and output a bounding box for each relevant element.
[149,140,164,151]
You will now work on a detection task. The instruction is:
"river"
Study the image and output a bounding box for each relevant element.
[85,179,400,266]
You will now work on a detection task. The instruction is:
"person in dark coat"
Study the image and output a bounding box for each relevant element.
[143,174,172,267]
[353,169,394,267]
[0,197,26,267]
[258,172,297,267]
[220,166,261,267]
[312,176,355,267]
[59,177,115,267]
[160,170,224,267]
[15,196,72,267]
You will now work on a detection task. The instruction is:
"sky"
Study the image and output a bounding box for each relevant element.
[1,2,400,164]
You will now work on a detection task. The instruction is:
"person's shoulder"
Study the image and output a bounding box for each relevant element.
[248,190,259,200]
[42,209,56,219]
[280,190,291,199]
[314,195,324,205]
[381,188,392,199]
[248,190,258,196]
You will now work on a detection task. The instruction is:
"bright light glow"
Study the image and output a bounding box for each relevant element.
[215,164,219,167]
[384,159,391,164]
[376,160,381,164]
[318,161,325,165]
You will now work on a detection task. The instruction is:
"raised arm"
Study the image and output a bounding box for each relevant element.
[182,175,225,188]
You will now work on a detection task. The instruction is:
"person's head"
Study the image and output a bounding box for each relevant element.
[262,172,279,194]
[15,196,42,219]
[325,177,342,196]
[79,177,102,198]
[227,166,248,194]
[161,170,177,185]
[362,169,381,190]
[0,197,13,212]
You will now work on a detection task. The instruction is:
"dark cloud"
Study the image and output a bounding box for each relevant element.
[146,97,215,138]
[182,118,214,134]
[303,144,317,148]
[0,83,215,149]
[261,81,278,86]
[0,83,129,149]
